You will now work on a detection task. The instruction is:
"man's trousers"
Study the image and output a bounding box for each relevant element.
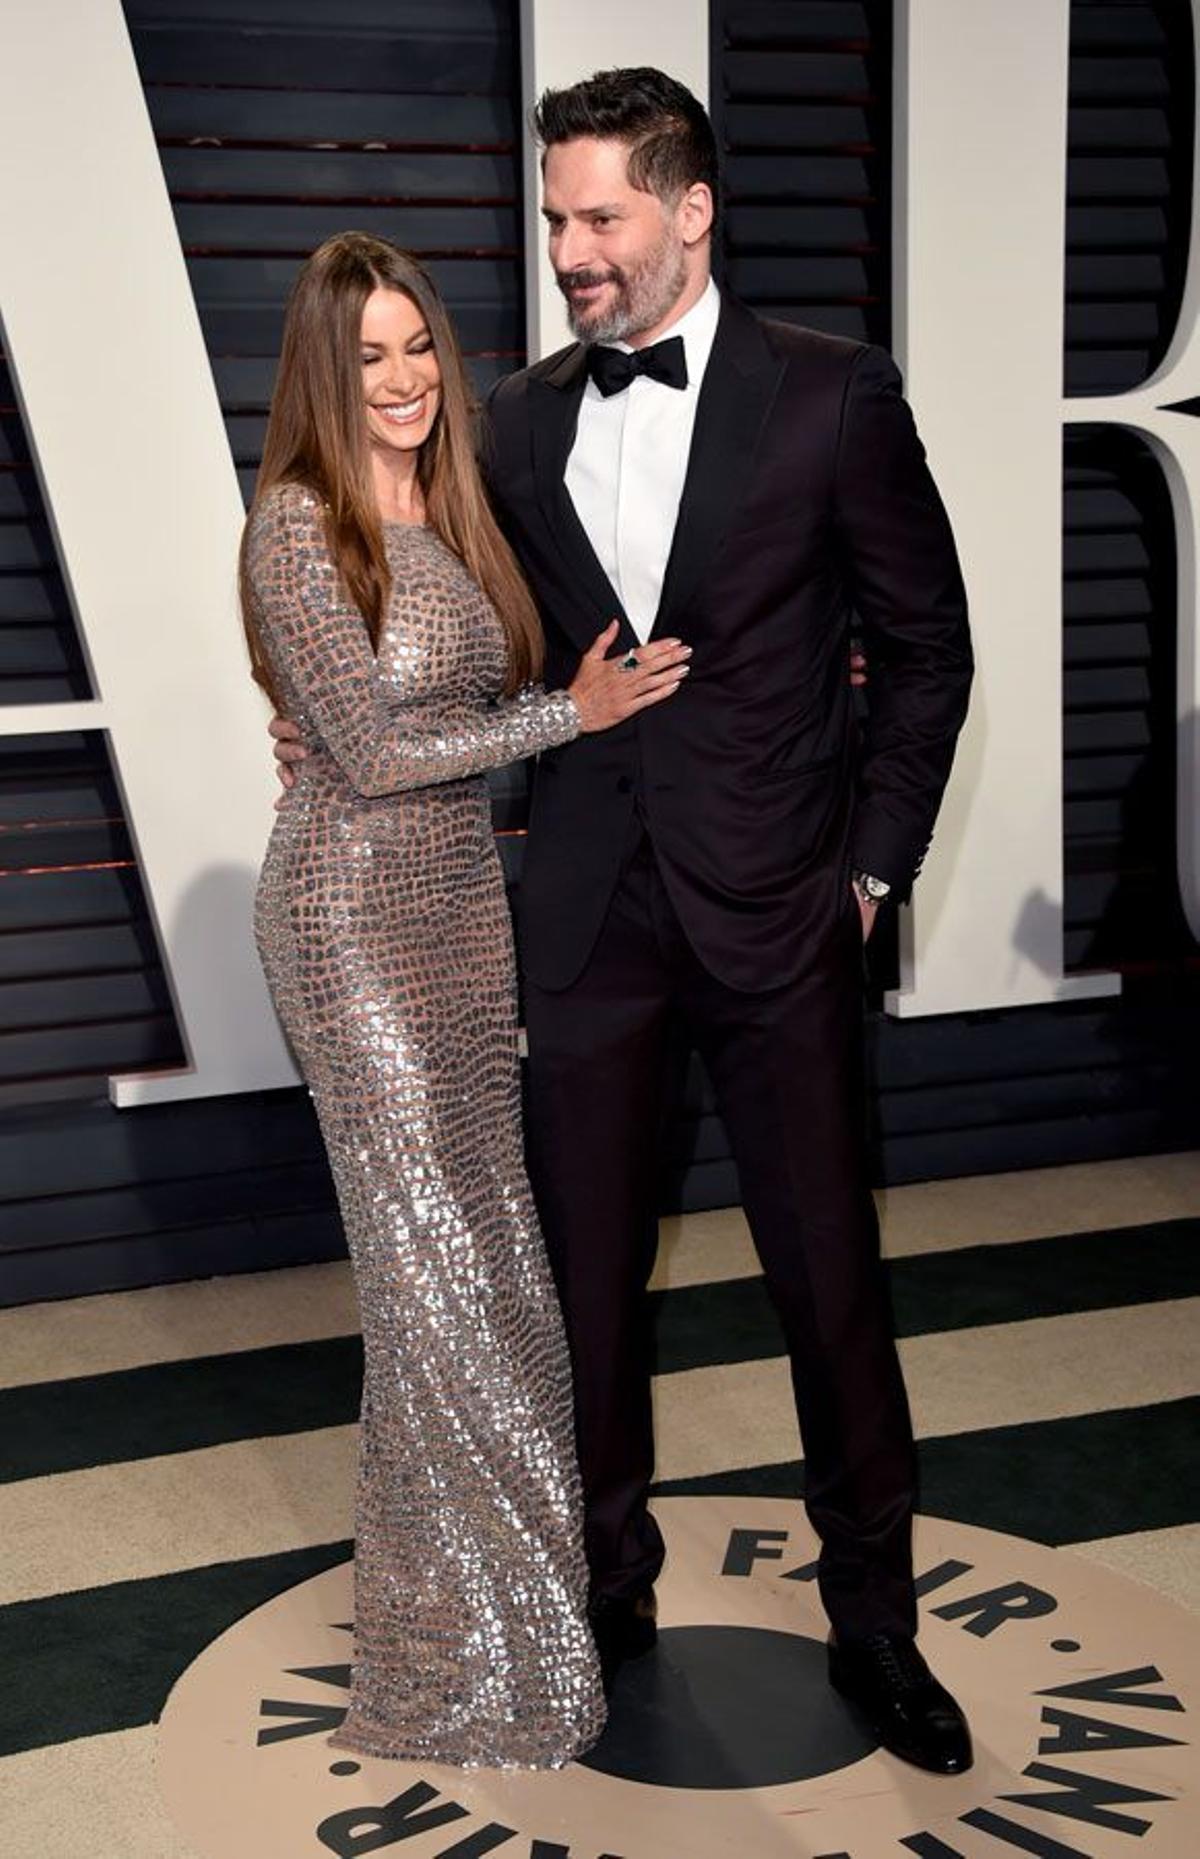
[523,829,919,1644]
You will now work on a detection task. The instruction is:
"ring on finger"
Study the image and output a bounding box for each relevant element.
[619,649,639,672]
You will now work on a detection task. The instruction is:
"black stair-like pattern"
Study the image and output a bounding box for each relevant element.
[1066,0,1192,396]
[0,349,175,1104]
[713,0,891,349]
[0,730,185,1108]
[0,415,90,710]
[0,344,186,1101]
[1063,0,1196,972]
[124,0,525,503]
[1063,426,1194,970]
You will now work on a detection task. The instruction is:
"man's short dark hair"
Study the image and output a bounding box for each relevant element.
[533,67,719,227]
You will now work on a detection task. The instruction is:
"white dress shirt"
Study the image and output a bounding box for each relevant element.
[565,277,721,643]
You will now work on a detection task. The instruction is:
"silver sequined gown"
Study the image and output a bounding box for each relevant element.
[245,481,605,1768]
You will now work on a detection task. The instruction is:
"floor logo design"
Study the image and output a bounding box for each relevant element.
[157,1500,1198,1857]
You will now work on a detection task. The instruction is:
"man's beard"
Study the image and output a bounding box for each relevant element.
[557,224,688,344]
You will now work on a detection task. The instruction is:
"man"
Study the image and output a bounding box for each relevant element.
[278,67,974,1774]
[491,65,973,1778]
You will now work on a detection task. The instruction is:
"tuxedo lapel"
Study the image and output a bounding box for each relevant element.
[652,296,786,639]
[529,345,638,656]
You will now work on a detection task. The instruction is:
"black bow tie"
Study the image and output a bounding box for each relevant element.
[585,335,688,398]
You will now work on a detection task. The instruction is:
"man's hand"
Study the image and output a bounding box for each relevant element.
[850,647,867,688]
[854,885,879,942]
[269,716,306,806]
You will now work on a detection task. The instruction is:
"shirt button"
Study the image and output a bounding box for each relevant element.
[616,776,633,795]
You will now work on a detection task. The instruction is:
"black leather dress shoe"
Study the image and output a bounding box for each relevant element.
[828,1633,973,1774]
[589,1589,658,1693]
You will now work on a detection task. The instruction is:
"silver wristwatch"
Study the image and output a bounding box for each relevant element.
[852,870,892,906]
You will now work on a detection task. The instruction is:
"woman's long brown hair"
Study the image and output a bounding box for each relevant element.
[240,232,542,705]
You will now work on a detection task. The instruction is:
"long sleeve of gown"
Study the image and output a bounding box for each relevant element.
[246,482,579,797]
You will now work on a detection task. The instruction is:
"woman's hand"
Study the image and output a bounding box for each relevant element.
[270,715,306,788]
[269,716,307,809]
[568,621,691,733]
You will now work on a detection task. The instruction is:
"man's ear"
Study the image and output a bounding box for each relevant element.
[678,181,714,247]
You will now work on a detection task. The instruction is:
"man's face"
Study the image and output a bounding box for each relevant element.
[542,136,688,344]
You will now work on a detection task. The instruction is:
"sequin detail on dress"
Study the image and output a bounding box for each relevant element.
[246,482,603,1767]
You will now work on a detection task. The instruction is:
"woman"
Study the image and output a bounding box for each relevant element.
[240,232,689,1767]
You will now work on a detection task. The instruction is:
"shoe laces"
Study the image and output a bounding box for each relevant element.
[862,1634,932,1692]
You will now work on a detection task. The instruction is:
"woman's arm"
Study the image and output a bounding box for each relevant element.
[246,484,578,798]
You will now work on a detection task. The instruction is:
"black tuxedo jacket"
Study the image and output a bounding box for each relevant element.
[484,294,973,993]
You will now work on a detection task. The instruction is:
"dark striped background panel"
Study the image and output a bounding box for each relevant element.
[0,369,91,708]
[123,0,527,498]
[1065,0,1192,397]
[1062,0,1196,973]
[1062,427,1194,969]
[712,0,891,347]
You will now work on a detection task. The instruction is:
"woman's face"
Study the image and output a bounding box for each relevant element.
[360,286,441,456]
